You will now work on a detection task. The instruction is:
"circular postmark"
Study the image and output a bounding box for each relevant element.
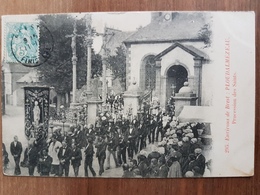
[10,22,54,67]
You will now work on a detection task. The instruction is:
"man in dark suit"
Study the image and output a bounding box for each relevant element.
[120,117,130,135]
[62,131,72,148]
[75,126,85,149]
[38,148,53,176]
[117,136,127,166]
[86,124,96,143]
[95,136,107,176]
[70,142,82,177]
[58,141,72,177]
[10,135,23,175]
[156,113,163,142]
[193,148,206,176]
[140,119,149,150]
[105,122,119,169]
[26,141,39,176]
[131,115,139,129]
[137,119,145,151]
[126,124,138,159]
[148,116,157,144]
[84,138,96,177]
[137,154,148,178]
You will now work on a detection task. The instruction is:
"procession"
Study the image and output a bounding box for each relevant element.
[2,12,213,178]
[2,98,211,178]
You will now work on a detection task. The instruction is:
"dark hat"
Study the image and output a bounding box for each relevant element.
[122,163,130,171]
[158,156,166,164]
[87,137,94,142]
[137,154,146,161]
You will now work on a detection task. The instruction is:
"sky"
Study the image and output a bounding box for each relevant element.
[91,12,151,52]
[2,12,151,54]
[92,12,151,32]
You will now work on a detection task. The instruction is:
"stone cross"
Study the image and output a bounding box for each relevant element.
[65,21,85,104]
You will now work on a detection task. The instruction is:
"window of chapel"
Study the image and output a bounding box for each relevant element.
[144,56,156,90]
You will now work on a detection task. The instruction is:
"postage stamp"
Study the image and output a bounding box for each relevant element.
[5,22,39,64]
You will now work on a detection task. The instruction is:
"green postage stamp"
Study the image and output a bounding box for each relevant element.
[4,22,39,64]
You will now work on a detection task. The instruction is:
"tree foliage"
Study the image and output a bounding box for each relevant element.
[198,24,212,47]
[36,14,102,94]
[105,45,126,89]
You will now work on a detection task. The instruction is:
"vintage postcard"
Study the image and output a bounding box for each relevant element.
[1,11,255,178]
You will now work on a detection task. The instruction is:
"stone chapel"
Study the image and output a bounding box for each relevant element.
[123,12,213,110]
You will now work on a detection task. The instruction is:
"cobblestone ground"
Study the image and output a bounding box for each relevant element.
[2,105,154,178]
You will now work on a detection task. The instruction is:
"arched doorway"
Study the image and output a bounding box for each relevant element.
[166,65,188,102]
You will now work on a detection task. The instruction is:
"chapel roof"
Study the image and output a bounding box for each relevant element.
[99,27,134,56]
[124,12,209,44]
[154,42,209,60]
[3,63,31,74]
[16,70,40,83]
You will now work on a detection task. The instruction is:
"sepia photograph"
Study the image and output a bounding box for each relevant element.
[1,11,254,178]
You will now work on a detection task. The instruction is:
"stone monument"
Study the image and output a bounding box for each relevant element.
[173,82,198,116]
[123,81,142,119]
[87,75,103,125]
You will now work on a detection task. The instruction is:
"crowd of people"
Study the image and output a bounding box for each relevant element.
[2,106,212,178]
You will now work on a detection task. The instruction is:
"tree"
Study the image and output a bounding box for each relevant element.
[36,14,102,108]
[198,24,212,47]
[105,45,126,90]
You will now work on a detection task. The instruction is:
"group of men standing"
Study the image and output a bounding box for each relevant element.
[3,107,209,178]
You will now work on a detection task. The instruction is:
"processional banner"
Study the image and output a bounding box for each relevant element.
[24,87,50,140]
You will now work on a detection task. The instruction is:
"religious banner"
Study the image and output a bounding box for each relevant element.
[24,87,50,140]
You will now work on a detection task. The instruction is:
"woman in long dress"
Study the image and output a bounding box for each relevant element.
[168,156,182,178]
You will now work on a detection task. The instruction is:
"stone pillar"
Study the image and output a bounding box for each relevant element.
[87,76,103,124]
[193,57,203,105]
[67,22,78,106]
[125,44,131,90]
[160,76,167,109]
[123,81,141,119]
[101,33,109,103]
[155,59,162,99]
[123,94,139,119]
[102,60,107,103]
[87,100,102,125]
[187,76,194,92]
[71,50,77,104]
[85,35,93,99]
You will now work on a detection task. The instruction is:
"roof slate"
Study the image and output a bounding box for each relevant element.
[124,12,209,44]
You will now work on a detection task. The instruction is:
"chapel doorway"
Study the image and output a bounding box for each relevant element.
[166,65,188,103]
